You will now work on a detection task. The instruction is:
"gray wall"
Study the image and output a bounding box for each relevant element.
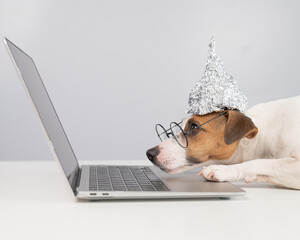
[1,0,299,161]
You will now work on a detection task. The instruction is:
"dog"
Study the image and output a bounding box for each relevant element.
[146,95,300,190]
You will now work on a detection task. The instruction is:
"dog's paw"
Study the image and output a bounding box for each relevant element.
[198,165,240,182]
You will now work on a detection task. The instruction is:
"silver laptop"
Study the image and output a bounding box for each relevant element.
[4,38,245,200]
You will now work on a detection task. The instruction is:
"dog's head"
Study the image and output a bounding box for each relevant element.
[146,110,258,173]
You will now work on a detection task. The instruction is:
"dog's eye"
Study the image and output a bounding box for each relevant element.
[187,123,200,135]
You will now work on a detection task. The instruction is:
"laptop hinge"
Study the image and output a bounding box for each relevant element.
[75,167,82,192]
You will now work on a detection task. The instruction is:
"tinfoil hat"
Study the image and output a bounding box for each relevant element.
[187,37,248,115]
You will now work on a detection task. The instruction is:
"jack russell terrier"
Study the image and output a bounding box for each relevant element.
[146,95,300,190]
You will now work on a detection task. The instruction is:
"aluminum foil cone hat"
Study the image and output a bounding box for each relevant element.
[187,37,248,115]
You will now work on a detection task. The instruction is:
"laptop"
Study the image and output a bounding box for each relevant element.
[4,38,245,200]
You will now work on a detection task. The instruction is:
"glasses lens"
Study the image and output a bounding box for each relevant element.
[170,122,188,148]
[155,124,169,142]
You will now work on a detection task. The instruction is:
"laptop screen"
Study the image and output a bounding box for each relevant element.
[5,38,80,194]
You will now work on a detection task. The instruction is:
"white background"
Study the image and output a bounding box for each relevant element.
[1,0,299,161]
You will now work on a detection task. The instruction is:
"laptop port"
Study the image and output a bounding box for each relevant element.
[90,193,97,196]
[102,193,109,196]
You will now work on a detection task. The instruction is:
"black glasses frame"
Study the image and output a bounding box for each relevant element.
[155,111,228,148]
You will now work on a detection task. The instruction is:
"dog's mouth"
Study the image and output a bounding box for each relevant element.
[146,145,196,174]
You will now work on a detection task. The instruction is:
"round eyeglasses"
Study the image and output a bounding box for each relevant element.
[155,111,228,148]
[155,122,189,148]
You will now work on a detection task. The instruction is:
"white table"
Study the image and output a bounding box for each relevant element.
[0,160,299,240]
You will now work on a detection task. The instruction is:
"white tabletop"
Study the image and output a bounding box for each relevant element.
[0,160,299,240]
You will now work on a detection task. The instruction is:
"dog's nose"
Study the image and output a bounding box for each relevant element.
[146,147,160,162]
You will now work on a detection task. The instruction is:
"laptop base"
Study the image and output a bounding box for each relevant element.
[76,165,246,200]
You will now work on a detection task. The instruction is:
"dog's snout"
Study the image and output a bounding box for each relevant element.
[146,147,160,162]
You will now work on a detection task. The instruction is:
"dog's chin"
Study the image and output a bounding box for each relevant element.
[163,168,186,174]
[160,165,196,174]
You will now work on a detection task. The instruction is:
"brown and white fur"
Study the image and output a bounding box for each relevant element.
[146,96,300,190]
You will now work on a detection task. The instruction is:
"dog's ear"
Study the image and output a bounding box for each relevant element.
[224,110,258,145]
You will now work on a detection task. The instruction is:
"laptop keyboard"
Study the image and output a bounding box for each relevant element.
[89,166,170,191]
